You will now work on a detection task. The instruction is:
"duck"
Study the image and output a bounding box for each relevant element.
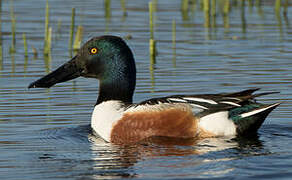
[28,35,280,144]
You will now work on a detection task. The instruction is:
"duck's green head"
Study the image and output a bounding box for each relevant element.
[29,36,136,104]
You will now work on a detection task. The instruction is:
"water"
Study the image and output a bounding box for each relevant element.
[0,0,292,179]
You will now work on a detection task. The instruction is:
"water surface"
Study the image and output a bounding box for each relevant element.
[0,0,292,179]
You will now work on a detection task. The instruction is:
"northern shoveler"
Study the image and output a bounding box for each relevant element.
[29,36,280,144]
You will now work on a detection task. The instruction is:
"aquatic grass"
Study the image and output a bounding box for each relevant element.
[56,19,62,40]
[172,19,176,67]
[22,33,28,57]
[44,53,51,73]
[189,0,197,17]
[222,0,230,30]
[255,0,264,18]
[43,0,50,55]
[104,0,111,20]
[149,1,156,64]
[283,0,288,17]
[211,0,216,28]
[149,39,156,65]
[149,1,154,40]
[181,0,189,12]
[11,53,15,73]
[223,0,230,16]
[120,0,127,16]
[0,0,2,70]
[181,0,189,21]
[275,0,281,16]
[9,1,16,53]
[44,27,52,55]
[73,25,83,51]
[172,19,176,50]
[32,46,38,59]
[240,0,246,35]
[69,8,75,55]
[203,0,210,28]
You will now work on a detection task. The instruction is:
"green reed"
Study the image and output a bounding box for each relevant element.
[223,0,230,16]
[69,8,75,54]
[44,53,51,73]
[203,0,210,28]
[44,27,52,55]
[43,0,51,55]
[181,0,189,12]
[283,0,288,17]
[120,0,127,16]
[104,0,111,20]
[22,33,28,57]
[211,0,216,17]
[0,0,2,70]
[240,0,246,34]
[9,1,16,53]
[149,1,156,64]
[73,26,83,51]
[149,1,154,40]
[172,19,176,67]
[181,0,189,21]
[172,19,176,50]
[32,46,38,59]
[275,0,281,16]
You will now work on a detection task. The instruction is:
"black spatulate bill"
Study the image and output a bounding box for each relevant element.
[28,56,83,88]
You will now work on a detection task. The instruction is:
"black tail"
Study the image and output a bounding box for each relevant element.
[235,103,280,135]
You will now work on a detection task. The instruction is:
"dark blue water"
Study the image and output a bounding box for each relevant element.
[0,0,292,179]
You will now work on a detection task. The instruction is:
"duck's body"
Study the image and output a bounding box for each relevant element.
[29,36,280,144]
[92,90,279,144]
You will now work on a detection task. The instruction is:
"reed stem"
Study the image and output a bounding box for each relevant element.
[32,46,38,59]
[44,0,49,54]
[73,26,83,51]
[120,0,127,16]
[149,1,154,39]
[203,0,210,28]
[275,0,281,15]
[69,8,75,53]
[172,19,176,67]
[283,0,288,17]
[104,0,111,20]
[44,27,52,55]
[223,0,230,16]
[22,33,28,57]
[0,0,2,69]
[149,39,156,64]
[10,1,16,53]
[172,19,176,49]
[181,0,189,12]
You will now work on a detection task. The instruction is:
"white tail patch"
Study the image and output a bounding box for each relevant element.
[240,103,280,118]
[183,97,218,105]
[199,111,236,136]
[220,101,241,107]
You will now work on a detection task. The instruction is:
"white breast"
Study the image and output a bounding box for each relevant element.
[91,100,125,142]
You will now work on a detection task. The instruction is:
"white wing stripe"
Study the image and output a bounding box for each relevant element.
[220,101,241,107]
[167,98,187,103]
[189,103,208,110]
[183,97,218,104]
[240,103,279,118]
[224,97,241,101]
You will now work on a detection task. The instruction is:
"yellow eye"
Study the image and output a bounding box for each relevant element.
[90,47,98,54]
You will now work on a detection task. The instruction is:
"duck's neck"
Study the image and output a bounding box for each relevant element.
[97,79,135,105]
[96,57,136,105]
